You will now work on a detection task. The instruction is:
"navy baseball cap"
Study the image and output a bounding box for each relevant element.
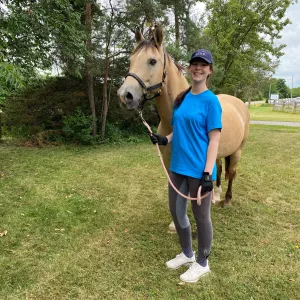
[189,49,213,64]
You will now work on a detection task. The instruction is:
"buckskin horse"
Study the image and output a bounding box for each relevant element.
[118,26,250,206]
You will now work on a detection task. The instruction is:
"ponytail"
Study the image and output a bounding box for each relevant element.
[174,86,192,108]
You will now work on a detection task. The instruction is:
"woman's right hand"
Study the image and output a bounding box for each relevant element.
[150,133,168,146]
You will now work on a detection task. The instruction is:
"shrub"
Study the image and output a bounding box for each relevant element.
[4,76,89,138]
[62,109,94,145]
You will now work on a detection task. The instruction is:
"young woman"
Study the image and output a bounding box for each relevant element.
[150,49,222,283]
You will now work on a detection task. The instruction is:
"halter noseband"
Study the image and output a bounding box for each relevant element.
[125,52,167,110]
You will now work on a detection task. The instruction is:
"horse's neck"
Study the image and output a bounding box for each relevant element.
[155,60,189,128]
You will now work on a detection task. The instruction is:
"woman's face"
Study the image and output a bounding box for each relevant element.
[189,60,212,83]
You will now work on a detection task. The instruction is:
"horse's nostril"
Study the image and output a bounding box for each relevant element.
[125,91,133,103]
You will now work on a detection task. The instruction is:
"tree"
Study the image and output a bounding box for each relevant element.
[160,0,198,61]
[291,87,300,98]
[276,78,290,99]
[85,1,97,136]
[100,0,116,138]
[203,0,293,96]
[1,0,86,73]
[0,62,23,103]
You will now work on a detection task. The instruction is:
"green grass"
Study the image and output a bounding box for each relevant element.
[249,105,300,122]
[1,126,300,299]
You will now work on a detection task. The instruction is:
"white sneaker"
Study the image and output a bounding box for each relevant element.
[166,252,195,269]
[180,261,210,283]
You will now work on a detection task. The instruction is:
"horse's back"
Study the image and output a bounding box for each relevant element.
[217,94,250,158]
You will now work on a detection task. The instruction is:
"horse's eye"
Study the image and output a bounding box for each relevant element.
[149,59,157,66]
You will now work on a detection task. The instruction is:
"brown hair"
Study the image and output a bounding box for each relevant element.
[174,86,192,108]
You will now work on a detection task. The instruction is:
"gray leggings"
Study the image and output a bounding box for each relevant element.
[168,171,213,260]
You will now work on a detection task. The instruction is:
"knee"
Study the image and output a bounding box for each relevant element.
[194,215,211,228]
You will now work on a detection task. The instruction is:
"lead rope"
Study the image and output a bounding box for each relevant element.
[138,110,213,206]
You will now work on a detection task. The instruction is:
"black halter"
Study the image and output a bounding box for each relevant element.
[125,52,167,110]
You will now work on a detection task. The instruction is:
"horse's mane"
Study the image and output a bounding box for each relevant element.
[132,39,185,73]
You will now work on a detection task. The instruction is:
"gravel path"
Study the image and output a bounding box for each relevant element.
[250,120,300,127]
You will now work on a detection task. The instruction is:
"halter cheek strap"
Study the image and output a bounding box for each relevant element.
[125,52,167,109]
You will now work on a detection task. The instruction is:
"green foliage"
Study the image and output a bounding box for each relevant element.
[2,73,158,143]
[100,121,148,145]
[261,77,291,99]
[276,78,290,98]
[0,63,24,103]
[0,0,296,144]
[3,76,89,138]
[204,0,292,97]
[291,86,300,98]
[259,103,273,107]
[1,0,87,75]
[62,109,94,145]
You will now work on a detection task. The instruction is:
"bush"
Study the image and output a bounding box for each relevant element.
[260,103,273,107]
[4,76,89,138]
[62,109,94,145]
[100,122,146,144]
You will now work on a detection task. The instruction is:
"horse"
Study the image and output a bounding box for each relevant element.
[118,26,250,206]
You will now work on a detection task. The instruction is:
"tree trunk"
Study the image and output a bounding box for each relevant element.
[0,112,2,142]
[101,54,109,138]
[101,0,114,138]
[85,2,97,137]
[174,1,180,47]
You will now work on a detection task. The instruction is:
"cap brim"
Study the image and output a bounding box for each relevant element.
[189,57,212,64]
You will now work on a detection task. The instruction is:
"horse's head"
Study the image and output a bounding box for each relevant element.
[118,26,166,110]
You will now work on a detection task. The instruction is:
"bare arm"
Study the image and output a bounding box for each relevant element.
[166,132,173,143]
[204,129,221,174]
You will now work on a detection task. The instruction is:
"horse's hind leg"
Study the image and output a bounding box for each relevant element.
[213,158,222,204]
[224,149,242,206]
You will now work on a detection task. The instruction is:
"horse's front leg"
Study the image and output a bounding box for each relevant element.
[159,144,177,231]
[159,143,172,171]
[213,158,222,204]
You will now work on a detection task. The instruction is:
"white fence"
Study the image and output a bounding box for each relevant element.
[270,98,300,112]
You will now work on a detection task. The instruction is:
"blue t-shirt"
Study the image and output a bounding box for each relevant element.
[170,90,222,180]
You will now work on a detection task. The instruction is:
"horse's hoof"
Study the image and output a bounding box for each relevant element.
[212,198,221,205]
[220,200,232,207]
[168,221,176,232]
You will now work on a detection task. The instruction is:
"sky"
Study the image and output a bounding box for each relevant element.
[273,2,300,88]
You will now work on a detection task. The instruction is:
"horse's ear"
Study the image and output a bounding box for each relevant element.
[135,28,145,43]
[153,25,163,47]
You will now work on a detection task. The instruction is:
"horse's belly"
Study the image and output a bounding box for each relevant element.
[218,135,243,158]
[217,114,245,158]
[216,95,250,158]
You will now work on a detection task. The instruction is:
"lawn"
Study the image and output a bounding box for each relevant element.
[249,104,300,122]
[1,125,300,299]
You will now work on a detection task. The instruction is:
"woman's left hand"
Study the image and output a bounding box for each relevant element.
[200,172,213,195]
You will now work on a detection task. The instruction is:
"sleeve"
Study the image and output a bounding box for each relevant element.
[206,95,222,133]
